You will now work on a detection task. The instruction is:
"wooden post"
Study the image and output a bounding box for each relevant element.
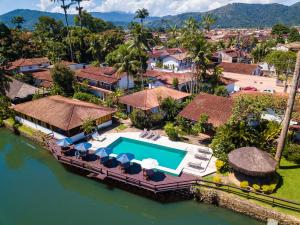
[275,51,300,165]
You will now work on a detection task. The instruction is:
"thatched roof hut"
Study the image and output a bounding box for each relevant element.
[228,147,277,177]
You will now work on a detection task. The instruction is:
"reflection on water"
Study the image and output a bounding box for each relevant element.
[0,129,264,225]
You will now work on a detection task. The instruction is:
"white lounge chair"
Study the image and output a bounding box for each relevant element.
[195,153,209,160]
[152,133,160,141]
[188,162,203,169]
[144,131,154,139]
[198,148,211,154]
[139,129,148,138]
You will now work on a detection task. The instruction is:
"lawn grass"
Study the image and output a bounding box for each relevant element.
[116,124,128,131]
[4,118,35,136]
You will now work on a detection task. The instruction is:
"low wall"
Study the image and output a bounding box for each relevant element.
[196,187,300,225]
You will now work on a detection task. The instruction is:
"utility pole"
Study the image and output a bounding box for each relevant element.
[275,50,300,165]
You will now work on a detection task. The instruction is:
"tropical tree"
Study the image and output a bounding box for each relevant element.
[128,23,151,88]
[266,50,297,92]
[51,63,75,96]
[51,0,75,60]
[202,14,216,32]
[0,55,12,95]
[160,97,183,121]
[107,44,140,90]
[81,117,96,134]
[251,42,271,63]
[288,28,300,43]
[134,8,149,28]
[72,0,88,29]
[11,16,25,30]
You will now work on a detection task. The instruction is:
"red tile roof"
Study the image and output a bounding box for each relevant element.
[10,57,49,69]
[31,69,53,88]
[76,66,125,84]
[179,93,233,127]
[145,70,194,86]
[220,62,259,75]
[13,95,116,131]
[119,86,190,111]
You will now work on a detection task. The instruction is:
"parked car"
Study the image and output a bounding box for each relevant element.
[241,86,258,91]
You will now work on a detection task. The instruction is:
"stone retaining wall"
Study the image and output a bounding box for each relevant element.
[196,187,300,225]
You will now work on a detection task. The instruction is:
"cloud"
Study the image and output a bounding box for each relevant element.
[37,0,296,16]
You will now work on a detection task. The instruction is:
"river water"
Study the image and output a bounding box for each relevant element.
[0,129,264,225]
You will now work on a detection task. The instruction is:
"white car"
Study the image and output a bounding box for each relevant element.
[262,89,275,94]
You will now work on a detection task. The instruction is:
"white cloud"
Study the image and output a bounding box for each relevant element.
[37,0,297,16]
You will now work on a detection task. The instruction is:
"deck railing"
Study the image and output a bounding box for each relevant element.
[48,142,300,212]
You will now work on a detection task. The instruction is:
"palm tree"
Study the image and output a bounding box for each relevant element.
[134,8,149,29]
[202,14,216,32]
[72,0,88,29]
[128,23,151,89]
[51,0,75,61]
[11,16,25,29]
[114,47,140,90]
[275,50,300,166]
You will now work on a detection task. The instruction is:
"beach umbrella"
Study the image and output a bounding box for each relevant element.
[95,147,113,158]
[75,142,92,152]
[116,153,134,164]
[141,158,159,170]
[56,138,73,147]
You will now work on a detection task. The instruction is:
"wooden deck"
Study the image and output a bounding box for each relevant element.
[46,139,197,193]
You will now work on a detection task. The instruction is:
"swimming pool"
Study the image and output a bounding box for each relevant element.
[108,137,187,173]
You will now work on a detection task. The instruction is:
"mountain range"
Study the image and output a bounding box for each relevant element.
[1,2,300,30]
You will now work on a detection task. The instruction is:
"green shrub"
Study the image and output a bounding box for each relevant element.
[130,109,164,129]
[0,118,3,127]
[252,184,261,192]
[115,111,128,120]
[73,92,102,105]
[240,181,249,189]
[215,160,226,174]
[164,123,180,141]
[283,144,300,163]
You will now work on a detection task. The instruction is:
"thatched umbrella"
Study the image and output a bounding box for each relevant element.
[228,147,277,177]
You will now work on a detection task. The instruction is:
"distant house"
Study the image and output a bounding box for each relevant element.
[29,61,85,89]
[220,62,263,76]
[9,58,50,73]
[179,93,233,127]
[12,95,116,142]
[75,66,134,99]
[144,70,194,92]
[148,48,192,71]
[218,49,251,63]
[119,86,190,113]
[6,78,41,104]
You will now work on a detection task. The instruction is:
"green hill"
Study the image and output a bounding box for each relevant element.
[1,2,300,30]
[149,2,300,28]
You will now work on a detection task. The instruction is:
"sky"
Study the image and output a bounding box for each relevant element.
[0,0,299,16]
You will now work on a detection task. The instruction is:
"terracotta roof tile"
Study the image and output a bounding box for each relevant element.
[179,93,233,127]
[220,62,259,75]
[119,86,190,110]
[13,95,116,131]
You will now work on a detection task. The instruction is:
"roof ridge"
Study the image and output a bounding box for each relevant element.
[66,104,76,131]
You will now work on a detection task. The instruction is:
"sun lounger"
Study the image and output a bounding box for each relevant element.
[151,133,160,141]
[144,131,154,139]
[139,129,148,138]
[198,148,211,154]
[97,135,106,142]
[195,153,209,160]
[188,162,203,169]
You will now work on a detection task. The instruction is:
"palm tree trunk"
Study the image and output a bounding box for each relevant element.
[275,50,300,166]
[62,1,74,61]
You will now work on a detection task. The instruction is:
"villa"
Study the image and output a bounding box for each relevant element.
[12,95,116,142]
[119,86,190,113]
[144,70,195,92]
[179,93,233,127]
[148,48,192,71]
[6,78,42,104]
[9,57,50,73]
[75,66,134,99]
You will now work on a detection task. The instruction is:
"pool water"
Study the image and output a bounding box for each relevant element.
[108,137,186,170]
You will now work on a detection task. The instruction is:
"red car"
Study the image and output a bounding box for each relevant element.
[241,86,258,91]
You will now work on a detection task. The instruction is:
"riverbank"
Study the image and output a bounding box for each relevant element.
[1,123,299,224]
[196,187,300,225]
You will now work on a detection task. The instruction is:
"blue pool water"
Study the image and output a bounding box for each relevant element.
[108,137,187,170]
